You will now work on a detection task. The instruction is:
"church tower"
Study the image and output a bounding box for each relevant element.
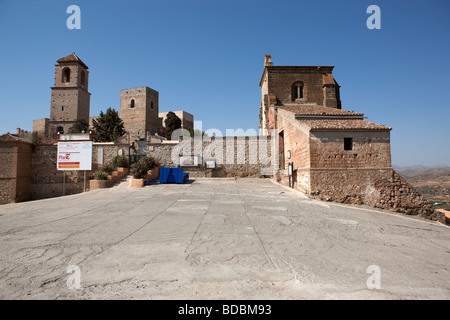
[49,53,91,135]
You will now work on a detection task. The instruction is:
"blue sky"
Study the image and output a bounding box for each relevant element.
[0,0,449,167]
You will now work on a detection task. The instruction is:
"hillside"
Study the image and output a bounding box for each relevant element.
[395,166,450,210]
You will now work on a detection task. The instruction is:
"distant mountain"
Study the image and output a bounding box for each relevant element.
[394,165,450,178]
[395,166,450,209]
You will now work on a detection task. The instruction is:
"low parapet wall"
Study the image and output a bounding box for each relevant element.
[308,167,443,222]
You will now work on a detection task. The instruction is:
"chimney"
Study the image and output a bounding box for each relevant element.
[264,54,273,67]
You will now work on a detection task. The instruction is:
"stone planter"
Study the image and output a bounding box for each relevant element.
[129,178,144,188]
[146,166,160,181]
[90,179,110,190]
[109,168,128,183]
[117,167,128,174]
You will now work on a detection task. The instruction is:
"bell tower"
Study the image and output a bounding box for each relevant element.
[49,53,91,135]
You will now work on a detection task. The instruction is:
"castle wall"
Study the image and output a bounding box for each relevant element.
[30,143,130,200]
[148,136,273,178]
[0,141,32,204]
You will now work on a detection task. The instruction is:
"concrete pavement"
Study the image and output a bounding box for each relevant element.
[0,178,449,299]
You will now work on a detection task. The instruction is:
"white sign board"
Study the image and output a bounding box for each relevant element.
[206,159,216,169]
[179,155,201,167]
[57,141,93,171]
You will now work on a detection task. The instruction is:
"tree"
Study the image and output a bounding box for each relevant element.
[164,111,182,140]
[68,119,89,134]
[92,107,126,142]
[187,129,208,137]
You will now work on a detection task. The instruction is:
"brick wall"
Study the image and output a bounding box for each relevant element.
[0,143,14,204]
[0,141,32,204]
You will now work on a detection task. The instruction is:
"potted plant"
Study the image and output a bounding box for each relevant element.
[112,155,128,174]
[90,171,110,190]
[141,156,160,181]
[103,163,115,181]
[129,161,148,188]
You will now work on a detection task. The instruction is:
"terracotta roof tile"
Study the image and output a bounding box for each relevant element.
[57,53,88,69]
[0,133,32,143]
[299,119,391,131]
[278,105,363,116]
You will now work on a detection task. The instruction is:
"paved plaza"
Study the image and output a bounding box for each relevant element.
[0,178,449,299]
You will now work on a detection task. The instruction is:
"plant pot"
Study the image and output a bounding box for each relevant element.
[90,179,110,190]
[117,167,128,174]
[146,166,160,181]
[129,178,144,188]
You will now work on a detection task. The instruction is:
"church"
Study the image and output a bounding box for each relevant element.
[259,54,393,200]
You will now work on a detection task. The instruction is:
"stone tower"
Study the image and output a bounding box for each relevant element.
[119,86,161,141]
[259,54,341,135]
[49,53,91,135]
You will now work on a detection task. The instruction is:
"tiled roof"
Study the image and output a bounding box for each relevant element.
[299,119,391,131]
[0,133,32,143]
[57,53,88,69]
[278,105,364,116]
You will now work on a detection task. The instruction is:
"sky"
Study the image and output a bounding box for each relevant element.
[0,0,449,167]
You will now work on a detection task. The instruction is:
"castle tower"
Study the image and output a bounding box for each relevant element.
[49,53,91,135]
[119,86,161,141]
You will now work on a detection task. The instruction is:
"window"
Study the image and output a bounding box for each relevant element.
[151,101,154,109]
[130,99,135,108]
[57,126,64,134]
[292,82,304,100]
[344,137,353,150]
[80,71,86,86]
[61,106,64,111]
[62,68,71,83]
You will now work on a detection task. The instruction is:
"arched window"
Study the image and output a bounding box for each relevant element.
[80,71,86,86]
[62,68,71,83]
[57,126,64,134]
[130,99,135,108]
[292,82,304,101]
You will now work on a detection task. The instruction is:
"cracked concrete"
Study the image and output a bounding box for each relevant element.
[0,178,449,299]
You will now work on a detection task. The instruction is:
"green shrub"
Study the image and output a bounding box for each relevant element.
[94,171,108,180]
[140,156,158,170]
[130,156,159,179]
[112,155,128,168]
[103,163,115,174]
[130,161,148,179]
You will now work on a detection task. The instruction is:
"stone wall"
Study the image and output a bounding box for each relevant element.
[147,136,274,178]
[309,131,391,169]
[308,168,443,222]
[30,143,130,200]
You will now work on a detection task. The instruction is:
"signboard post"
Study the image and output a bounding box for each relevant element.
[57,134,93,194]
